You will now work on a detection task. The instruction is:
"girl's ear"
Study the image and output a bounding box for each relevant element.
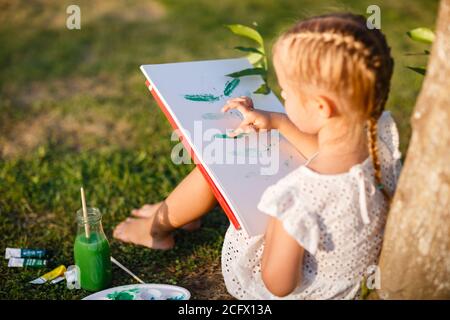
[315,95,336,119]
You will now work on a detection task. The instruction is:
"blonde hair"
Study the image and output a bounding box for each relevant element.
[272,13,394,201]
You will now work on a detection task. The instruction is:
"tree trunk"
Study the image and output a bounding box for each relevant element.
[376,0,450,299]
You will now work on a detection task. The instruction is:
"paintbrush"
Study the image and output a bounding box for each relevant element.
[80,187,90,238]
[110,256,145,284]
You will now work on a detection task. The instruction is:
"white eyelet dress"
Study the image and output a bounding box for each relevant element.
[221,111,402,300]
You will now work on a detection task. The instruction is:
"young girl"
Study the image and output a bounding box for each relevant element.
[113,13,402,299]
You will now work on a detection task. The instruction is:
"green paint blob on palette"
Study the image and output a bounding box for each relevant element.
[106,288,139,300]
[83,284,190,300]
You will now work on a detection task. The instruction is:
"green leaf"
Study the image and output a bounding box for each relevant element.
[234,46,266,68]
[246,50,266,68]
[253,83,271,95]
[224,24,264,46]
[225,67,267,78]
[406,28,435,44]
[360,277,370,300]
[248,55,265,67]
[406,66,426,75]
[233,46,265,55]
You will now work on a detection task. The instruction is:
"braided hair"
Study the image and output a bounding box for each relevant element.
[272,13,394,201]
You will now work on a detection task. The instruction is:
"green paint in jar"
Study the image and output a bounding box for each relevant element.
[74,207,112,291]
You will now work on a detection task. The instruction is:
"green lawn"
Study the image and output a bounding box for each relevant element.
[0,0,438,299]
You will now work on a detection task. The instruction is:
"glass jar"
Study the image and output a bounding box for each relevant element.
[74,207,112,291]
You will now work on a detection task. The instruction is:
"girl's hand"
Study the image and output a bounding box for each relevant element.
[221,96,274,137]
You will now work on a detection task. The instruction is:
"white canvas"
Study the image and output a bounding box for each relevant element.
[140,57,306,237]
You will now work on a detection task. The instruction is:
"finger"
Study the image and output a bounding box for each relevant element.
[226,97,244,102]
[243,124,257,133]
[222,101,253,114]
[232,124,256,136]
[227,96,254,109]
[229,119,253,137]
[228,127,243,137]
[224,96,253,106]
[222,100,245,112]
[224,97,246,105]
[241,96,254,109]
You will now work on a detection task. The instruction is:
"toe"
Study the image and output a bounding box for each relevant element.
[142,204,152,210]
[113,221,127,238]
[113,225,122,238]
[131,203,159,218]
[131,205,150,217]
[132,209,146,218]
[113,227,130,242]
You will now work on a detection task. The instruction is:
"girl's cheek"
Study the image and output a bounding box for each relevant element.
[297,119,314,134]
[288,108,320,134]
[286,104,308,132]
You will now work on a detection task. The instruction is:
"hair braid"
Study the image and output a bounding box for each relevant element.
[273,13,394,204]
[367,117,391,202]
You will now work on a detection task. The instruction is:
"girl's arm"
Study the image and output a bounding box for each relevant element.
[222,97,318,158]
[261,216,304,297]
[270,112,318,158]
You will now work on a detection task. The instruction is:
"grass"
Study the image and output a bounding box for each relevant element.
[0,0,439,299]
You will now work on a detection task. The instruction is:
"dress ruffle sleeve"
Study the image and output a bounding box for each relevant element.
[257,181,320,255]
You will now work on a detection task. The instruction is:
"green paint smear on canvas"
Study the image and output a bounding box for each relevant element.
[202,111,240,120]
[232,148,261,158]
[213,133,247,139]
[106,288,139,300]
[232,144,272,158]
[202,112,227,120]
[223,78,240,96]
[184,94,221,102]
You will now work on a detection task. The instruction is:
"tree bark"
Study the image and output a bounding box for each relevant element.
[376,0,450,299]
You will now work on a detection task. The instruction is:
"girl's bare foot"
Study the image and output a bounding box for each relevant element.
[113,216,175,250]
[131,203,202,232]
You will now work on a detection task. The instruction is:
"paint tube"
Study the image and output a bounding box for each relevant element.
[29,265,66,284]
[65,265,81,289]
[5,248,49,259]
[8,257,47,268]
[50,276,65,284]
